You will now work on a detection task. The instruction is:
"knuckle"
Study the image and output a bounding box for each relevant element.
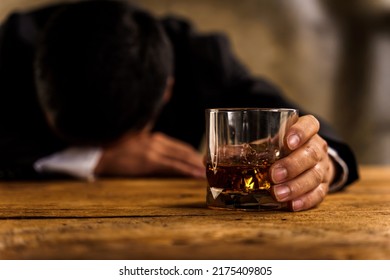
[317,135,329,153]
[298,185,327,211]
[311,164,324,184]
[145,149,157,161]
[288,181,304,196]
[319,183,329,197]
[322,139,328,153]
[309,193,323,209]
[304,144,322,163]
[306,115,320,130]
[314,184,327,205]
[152,132,163,140]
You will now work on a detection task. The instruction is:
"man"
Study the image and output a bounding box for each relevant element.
[0,0,358,211]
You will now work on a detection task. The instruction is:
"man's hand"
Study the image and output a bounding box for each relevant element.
[94,131,205,178]
[270,115,336,211]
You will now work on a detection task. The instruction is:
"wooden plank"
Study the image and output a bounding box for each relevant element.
[0,179,208,218]
[1,207,389,259]
[0,166,389,259]
[0,166,389,218]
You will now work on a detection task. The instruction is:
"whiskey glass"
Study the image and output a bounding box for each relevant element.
[205,108,298,211]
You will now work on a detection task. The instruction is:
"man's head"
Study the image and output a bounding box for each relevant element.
[35,0,173,145]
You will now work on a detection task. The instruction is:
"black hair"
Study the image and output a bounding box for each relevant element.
[35,0,173,144]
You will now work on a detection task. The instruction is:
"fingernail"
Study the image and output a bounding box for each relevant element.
[272,167,287,183]
[288,134,300,150]
[274,185,291,201]
[292,199,304,211]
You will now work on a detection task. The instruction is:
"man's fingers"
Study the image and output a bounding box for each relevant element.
[272,176,329,212]
[149,133,205,178]
[271,160,327,202]
[150,152,205,178]
[289,182,329,211]
[270,134,328,184]
[155,134,204,164]
[286,115,320,150]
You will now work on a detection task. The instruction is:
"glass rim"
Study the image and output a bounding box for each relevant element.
[206,107,298,113]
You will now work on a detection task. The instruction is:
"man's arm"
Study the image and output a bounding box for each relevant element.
[191,31,359,192]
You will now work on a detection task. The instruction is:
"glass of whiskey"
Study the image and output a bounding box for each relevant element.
[205,108,298,211]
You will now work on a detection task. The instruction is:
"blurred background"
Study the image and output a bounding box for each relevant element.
[1,0,389,165]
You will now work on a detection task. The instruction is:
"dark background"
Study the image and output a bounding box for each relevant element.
[2,0,389,165]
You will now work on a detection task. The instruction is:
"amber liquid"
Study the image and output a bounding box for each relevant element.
[206,163,272,192]
[206,162,284,210]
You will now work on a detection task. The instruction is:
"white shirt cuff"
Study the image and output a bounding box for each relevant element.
[34,147,103,181]
[328,146,349,193]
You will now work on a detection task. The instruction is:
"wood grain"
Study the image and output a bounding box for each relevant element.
[1,166,389,260]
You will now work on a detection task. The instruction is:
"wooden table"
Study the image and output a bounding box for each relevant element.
[0,166,389,260]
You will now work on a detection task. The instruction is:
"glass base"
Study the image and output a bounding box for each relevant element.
[206,187,287,211]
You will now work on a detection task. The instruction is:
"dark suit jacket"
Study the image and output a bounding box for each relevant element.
[0,3,359,187]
